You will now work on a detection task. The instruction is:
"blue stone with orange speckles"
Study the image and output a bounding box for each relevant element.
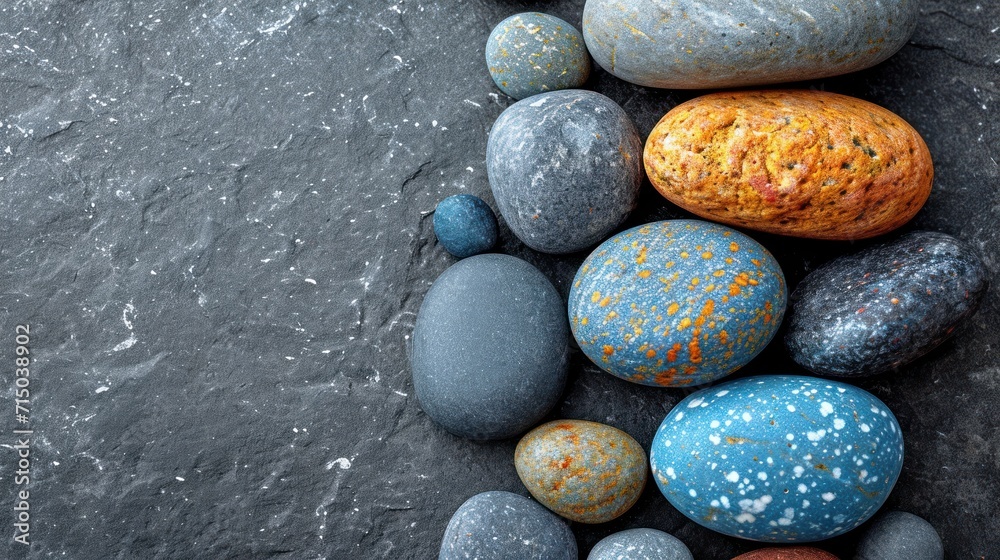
[569,220,786,387]
[487,89,643,254]
[486,13,591,100]
[650,375,904,542]
[786,231,989,377]
[588,528,693,560]
[515,420,647,524]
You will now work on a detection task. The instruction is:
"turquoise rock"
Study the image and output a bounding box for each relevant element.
[582,0,920,89]
[650,375,905,542]
[486,13,591,100]
[569,220,786,387]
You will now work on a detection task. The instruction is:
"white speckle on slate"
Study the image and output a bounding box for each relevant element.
[95,386,109,394]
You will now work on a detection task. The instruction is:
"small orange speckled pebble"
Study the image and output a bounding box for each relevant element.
[731,546,840,560]
[644,90,933,240]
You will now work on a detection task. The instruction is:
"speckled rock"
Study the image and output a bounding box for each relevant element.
[855,511,944,560]
[411,254,569,440]
[581,0,920,89]
[433,194,499,258]
[569,220,786,387]
[650,375,904,542]
[733,547,840,560]
[439,491,578,560]
[515,420,647,524]
[786,232,989,377]
[644,90,933,240]
[486,13,591,100]
[588,528,694,560]
[487,89,643,254]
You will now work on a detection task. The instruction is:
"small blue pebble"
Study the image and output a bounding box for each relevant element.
[433,194,499,258]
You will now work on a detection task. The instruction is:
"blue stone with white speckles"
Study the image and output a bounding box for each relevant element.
[650,375,904,542]
[433,194,499,258]
[588,528,693,560]
[569,220,786,387]
[486,13,591,100]
[786,231,989,377]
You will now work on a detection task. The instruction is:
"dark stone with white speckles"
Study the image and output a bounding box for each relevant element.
[486,13,591,100]
[433,194,498,258]
[786,231,989,377]
[588,528,693,560]
[569,220,786,387]
[855,511,944,560]
[582,0,920,89]
[487,90,643,254]
[439,491,578,560]
[650,375,904,542]
[411,254,569,440]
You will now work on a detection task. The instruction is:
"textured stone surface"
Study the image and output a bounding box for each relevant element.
[439,491,578,560]
[569,220,786,387]
[733,547,840,560]
[411,254,568,440]
[588,528,693,560]
[486,12,590,100]
[855,511,944,560]
[644,91,933,240]
[433,194,498,258]
[515,420,647,524]
[0,1,997,559]
[650,376,903,542]
[582,0,920,89]
[786,232,989,377]
[487,89,642,254]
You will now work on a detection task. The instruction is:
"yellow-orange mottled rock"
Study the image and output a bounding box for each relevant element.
[644,90,933,240]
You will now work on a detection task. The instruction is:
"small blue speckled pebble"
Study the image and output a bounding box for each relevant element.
[433,194,498,258]
[488,89,643,254]
[588,528,693,560]
[855,511,944,560]
[569,220,786,387]
[439,491,577,560]
[650,375,904,542]
[486,13,591,100]
[411,254,569,440]
[786,231,989,377]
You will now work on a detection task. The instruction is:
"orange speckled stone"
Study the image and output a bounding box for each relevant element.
[644,90,933,240]
[732,547,840,560]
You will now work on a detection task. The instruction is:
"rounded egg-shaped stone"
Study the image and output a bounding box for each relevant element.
[433,194,499,258]
[588,528,693,560]
[650,375,904,542]
[582,0,920,89]
[411,254,569,440]
[486,12,591,100]
[515,420,647,524]
[569,220,786,387]
[855,511,944,560]
[487,89,643,254]
[439,491,578,560]
[733,547,840,560]
[644,90,933,240]
[786,231,989,377]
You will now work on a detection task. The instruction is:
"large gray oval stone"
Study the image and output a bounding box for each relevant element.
[582,0,920,89]
[411,254,569,440]
[487,90,643,254]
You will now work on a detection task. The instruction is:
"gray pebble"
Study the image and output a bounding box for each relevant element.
[588,528,693,560]
[855,511,944,560]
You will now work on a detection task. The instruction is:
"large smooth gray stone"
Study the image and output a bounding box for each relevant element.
[855,511,944,560]
[582,0,921,89]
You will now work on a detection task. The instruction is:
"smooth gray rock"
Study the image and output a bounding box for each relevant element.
[588,528,693,560]
[440,491,578,560]
[411,254,569,440]
[487,89,642,254]
[855,511,944,560]
[582,0,921,89]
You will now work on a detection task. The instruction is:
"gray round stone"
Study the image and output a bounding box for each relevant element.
[411,254,569,440]
[487,89,642,254]
[588,528,693,560]
[582,0,920,89]
[855,511,944,560]
[439,491,578,560]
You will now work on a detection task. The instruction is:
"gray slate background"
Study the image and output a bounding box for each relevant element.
[0,0,997,558]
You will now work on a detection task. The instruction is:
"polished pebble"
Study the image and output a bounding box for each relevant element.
[733,546,840,560]
[650,375,904,542]
[486,12,590,100]
[786,231,989,377]
[855,511,944,560]
[588,528,693,560]
[433,194,498,258]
